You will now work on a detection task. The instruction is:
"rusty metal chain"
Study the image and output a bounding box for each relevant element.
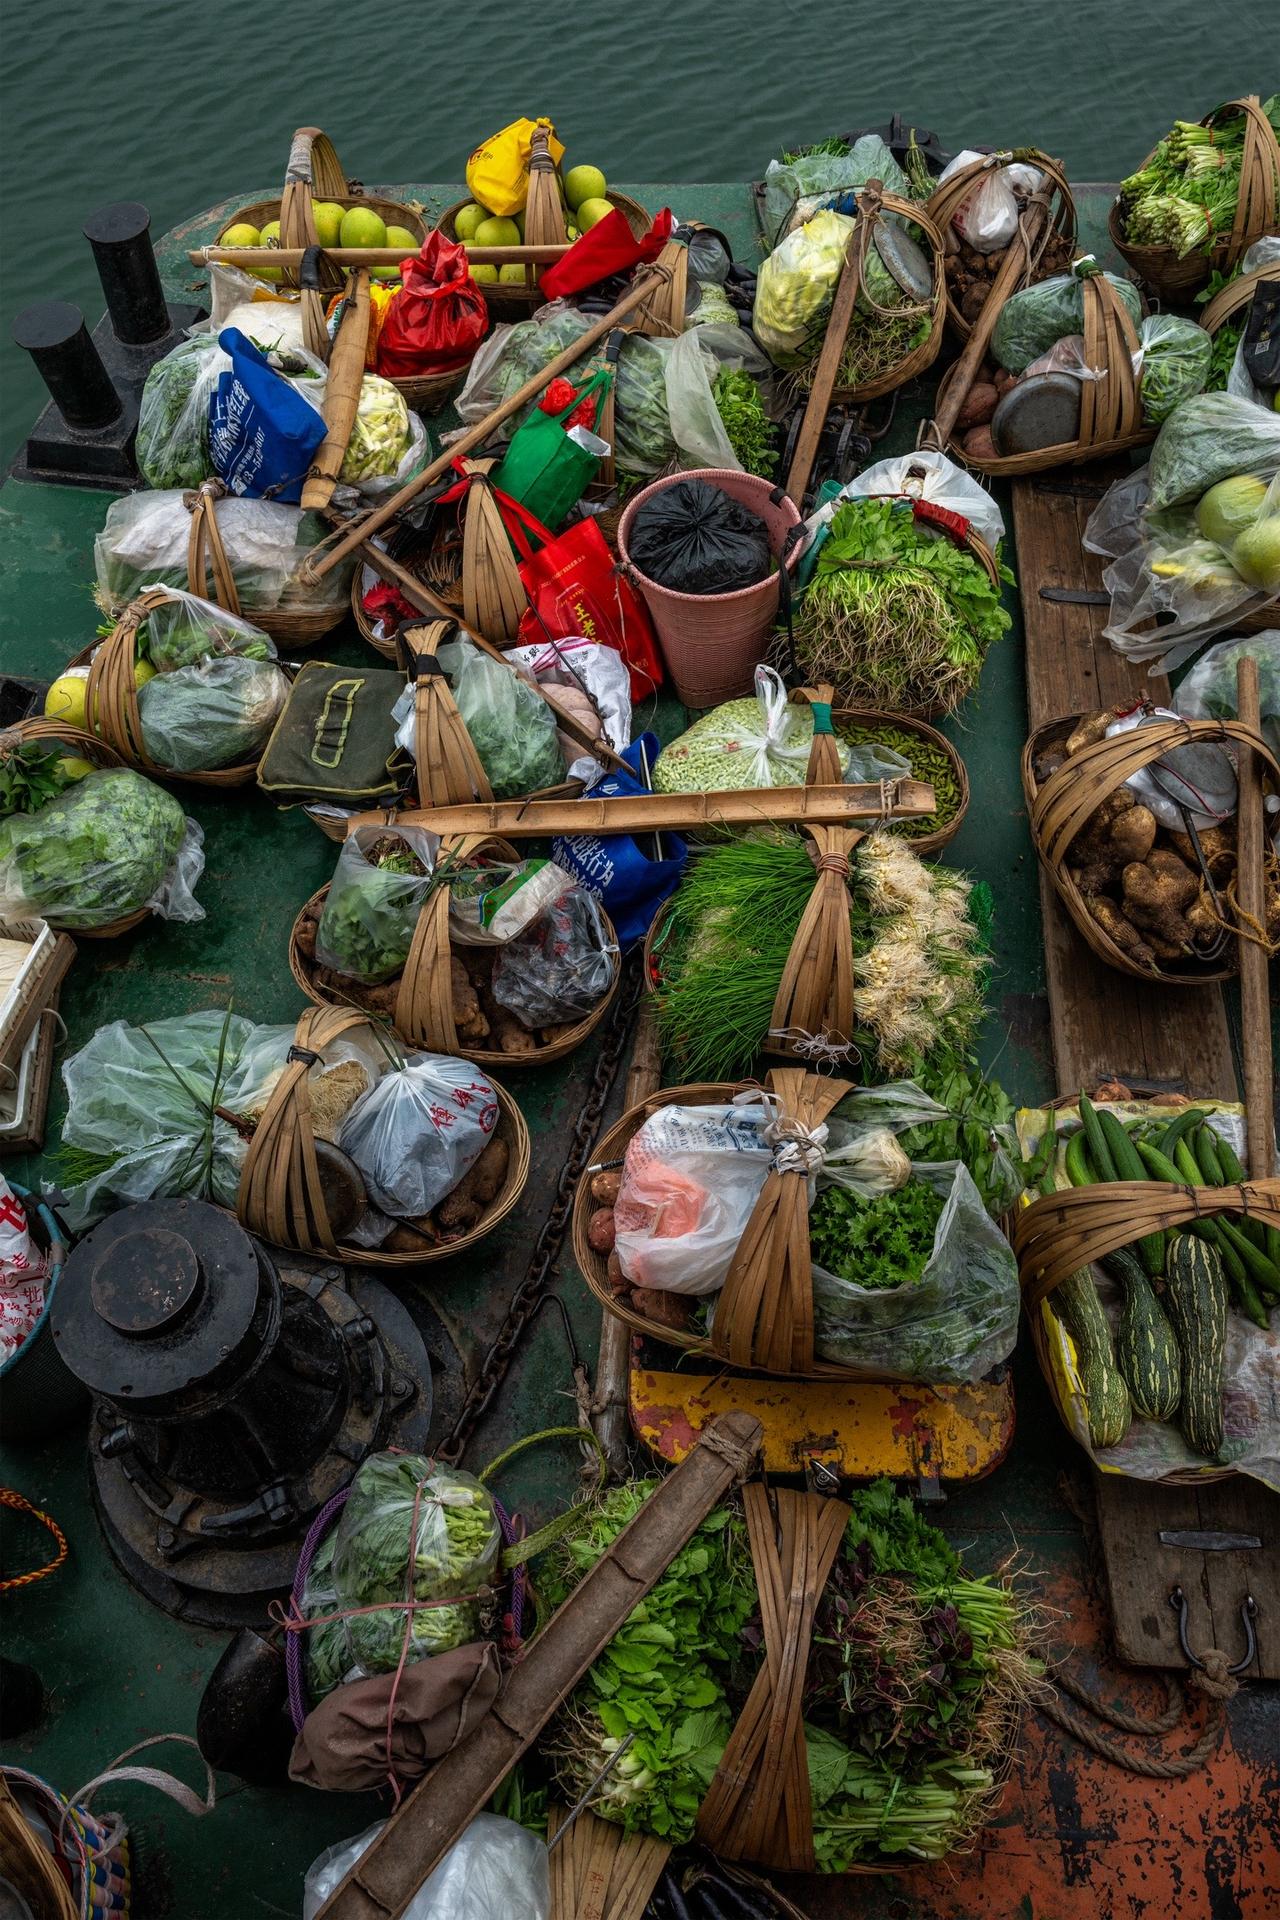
[435,962,642,1467]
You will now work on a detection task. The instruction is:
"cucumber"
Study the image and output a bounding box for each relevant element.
[1079,1093,1119,1182]
[1156,1107,1211,1157]
[1164,1233,1229,1458]
[1102,1245,1181,1423]
[1097,1107,1165,1278]
[1194,1125,1226,1185]
[1065,1130,1095,1188]
[1209,1131,1270,1258]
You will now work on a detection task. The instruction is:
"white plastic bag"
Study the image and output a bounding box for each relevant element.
[504,635,632,784]
[338,1052,500,1219]
[94,490,348,614]
[935,150,1044,254]
[206,263,307,352]
[304,1815,549,1920]
[810,448,1006,551]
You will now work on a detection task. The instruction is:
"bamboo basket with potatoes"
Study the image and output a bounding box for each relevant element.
[290,831,621,1069]
[1021,708,1280,985]
[927,149,1076,340]
[1109,95,1280,304]
[235,1004,529,1265]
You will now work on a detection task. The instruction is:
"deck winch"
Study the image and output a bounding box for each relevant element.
[50,1197,433,1626]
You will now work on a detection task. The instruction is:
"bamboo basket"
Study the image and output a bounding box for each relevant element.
[935,270,1155,476]
[184,480,348,649]
[1014,1174,1280,1487]
[1200,256,1280,335]
[70,589,269,789]
[1109,96,1280,303]
[1,722,143,939]
[290,833,621,1067]
[1021,711,1280,986]
[572,1069,960,1379]
[219,126,426,286]
[236,1005,530,1265]
[819,188,947,405]
[928,150,1076,341]
[434,188,653,313]
[385,362,473,415]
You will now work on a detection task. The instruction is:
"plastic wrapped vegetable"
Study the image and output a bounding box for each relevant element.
[754,210,856,366]
[990,260,1143,374]
[436,634,565,798]
[934,150,1045,253]
[1135,314,1212,424]
[340,375,413,483]
[141,589,273,672]
[1173,632,1280,756]
[0,769,203,932]
[301,1530,348,1703]
[615,334,676,475]
[315,826,440,983]
[137,333,228,489]
[1146,391,1280,510]
[763,135,915,243]
[131,589,288,773]
[304,1816,549,1920]
[490,884,617,1027]
[330,1454,501,1672]
[94,491,349,615]
[652,666,820,792]
[337,1052,500,1219]
[452,302,598,439]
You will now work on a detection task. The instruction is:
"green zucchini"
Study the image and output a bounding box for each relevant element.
[1065,1129,1095,1187]
[1164,1232,1229,1458]
[1136,1141,1184,1185]
[1055,1270,1132,1448]
[1142,1137,1272,1324]
[1208,1131,1271,1261]
[1078,1093,1119,1181]
[1194,1125,1226,1185]
[1097,1107,1165,1278]
[1102,1245,1181,1422]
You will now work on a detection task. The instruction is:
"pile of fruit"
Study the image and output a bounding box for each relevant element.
[221,203,419,282]
[453,161,616,286]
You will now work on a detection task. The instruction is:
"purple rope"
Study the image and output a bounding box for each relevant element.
[285,1486,350,1733]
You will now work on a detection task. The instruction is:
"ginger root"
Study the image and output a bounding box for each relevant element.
[1168,825,1236,880]
[449,955,489,1039]
[1122,850,1199,951]
[1065,711,1114,757]
[295,913,319,960]
[436,1136,511,1232]
[1084,893,1156,970]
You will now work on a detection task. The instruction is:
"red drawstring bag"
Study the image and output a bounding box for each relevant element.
[517,516,664,700]
[375,232,489,378]
[538,208,674,302]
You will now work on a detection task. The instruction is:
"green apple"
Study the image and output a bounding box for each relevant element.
[1232,516,1280,594]
[564,164,607,211]
[453,202,489,241]
[575,197,613,232]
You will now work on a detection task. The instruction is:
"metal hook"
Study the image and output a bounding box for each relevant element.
[1169,1587,1258,1675]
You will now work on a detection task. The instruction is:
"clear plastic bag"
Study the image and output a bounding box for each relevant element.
[615,333,676,475]
[1146,391,1280,510]
[754,210,857,366]
[330,1453,501,1674]
[653,666,823,792]
[301,1530,348,1704]
[990,260,1143,374]
[1133,313,1212,425]
[315,824,440,983]
[810,448,1007,552]
[503,635,632,785]
[94,491,348,615]
[338,1051,500,1219]
[337,375,419,488]
[763,136,913,244]
[137,334,228,490]
[0,769,203,934]
[935,150,1044,253]
[137,654,287,772]
[140,586,273,671]
[1174,632,1280,757]
[446,855,570,948]
[304,1815,550,1920]
[664,326,775,472]
[436,633,565,799]
[451,302,597,440]
[207,264,307,352]
[491,884,617,1027]
[1226,239,1280,405]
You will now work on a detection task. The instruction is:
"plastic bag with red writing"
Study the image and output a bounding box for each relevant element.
[375,233,489,379]
[517,514,663,700]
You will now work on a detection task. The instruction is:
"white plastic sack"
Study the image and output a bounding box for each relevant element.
[809,448,1006,552]
[338,1052,499,1219]
[304,1815,549,1920]
[206,264,307,353]
[935,151,1044,254]
[653,665,822,792]
[504,635,632,784]
[94,491,348,614]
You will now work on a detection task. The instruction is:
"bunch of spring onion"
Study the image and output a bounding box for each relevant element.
[1119,97,1280,258]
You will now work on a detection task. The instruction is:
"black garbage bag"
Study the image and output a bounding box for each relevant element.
[628,479,772,596]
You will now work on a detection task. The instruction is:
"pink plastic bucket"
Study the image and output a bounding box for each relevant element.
[617,469,802,708]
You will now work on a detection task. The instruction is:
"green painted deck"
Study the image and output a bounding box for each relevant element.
[1,183,1275,1920]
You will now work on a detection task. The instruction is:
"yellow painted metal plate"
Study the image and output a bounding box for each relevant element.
[630,1368,1015,1481]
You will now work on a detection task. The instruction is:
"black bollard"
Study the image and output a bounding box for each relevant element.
[12,301,122,430]
[83,201,170,346]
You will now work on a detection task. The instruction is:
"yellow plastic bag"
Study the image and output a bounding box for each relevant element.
[466,117,565,217]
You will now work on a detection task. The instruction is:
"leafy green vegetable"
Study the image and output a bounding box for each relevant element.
[1206,316,1244,390]
[137,333,224,490]
[711,367,777,477]
[809,1178,944,1290]
[138,655,288,773]
[895,1062,1025,1214]
[1147,390,1280,509]
[1137,314,1212,424]
[1118,98,1280,258]
[991,264,1143,374]
[0,740,80,818]
[315,833,435,983]
[302,1530,348,1703]
[843,1476,961,1586]
[615,335,676,475]
[0,768,186,929]
[438,634,564,800]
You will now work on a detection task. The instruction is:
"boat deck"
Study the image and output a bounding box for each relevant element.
[0,180,1275,1919]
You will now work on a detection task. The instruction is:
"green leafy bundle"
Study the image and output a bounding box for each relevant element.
[894,1061,1025,1215]
[315,835,434,983]
[136,333,225,490]
[0,768,186,930]
[809,1178,945,1290]
[712,368,777,477]
[1118,97,1280,259]
[0,740,80,818]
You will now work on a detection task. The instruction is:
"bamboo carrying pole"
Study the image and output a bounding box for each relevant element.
[1235,655,1274,1177]
[301,270,370,510]
[924,175,1059,449]
[190,242,572,269]
[305,265,672,582]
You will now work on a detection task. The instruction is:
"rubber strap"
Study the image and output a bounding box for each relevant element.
[810,701,834,735]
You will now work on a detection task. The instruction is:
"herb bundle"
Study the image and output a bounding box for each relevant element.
[1118,97,1280,259]
[0,739,81,818]
[711,367,778,477]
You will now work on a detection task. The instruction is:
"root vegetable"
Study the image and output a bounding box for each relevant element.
[591,1169,622,1205]
[382,1217,441,1252]
[295,915,318,959]
[1084,893,1156,969]
[449,954,489,1037]
[1107,804,1158,865]
[1123,853,1199,950]
[629,1286,693,1331]
[587,1207,616,1254]
[1065,711,1114,757]
[1168,825,1236,879]
[606,1250,625,1294]
[960,282,990,324]
[994,368,1017,393]
[962,425,997,460]
[437,1136,510,1230]
[957,383,999,429]
[1186,889,1221,949]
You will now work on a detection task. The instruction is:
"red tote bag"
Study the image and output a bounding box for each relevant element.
[517,516,663,701]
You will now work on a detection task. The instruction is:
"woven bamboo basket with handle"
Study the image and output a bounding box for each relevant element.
[1021,711,1280,985]
[236,1004,529,1265]
[290,832,621,1067]
[1014,1172,1280,1487]
[934,269,1154,477]
[435,189,653,314]
[927,149,1076,341]
[573,1069,952,1380]
[183,479,348,649]
[70,588,269,789]
[815,186,947,405]
[1109,96,1280,303]
[2,721,143,939]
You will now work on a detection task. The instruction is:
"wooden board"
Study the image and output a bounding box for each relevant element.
[1012,471,1237,1102]
[1095,1475,1279,1680]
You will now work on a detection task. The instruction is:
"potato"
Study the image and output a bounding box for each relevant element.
[960,282,990,324]
[591,1168,622,1205]
[630,1287,693,1331]
[962,425,997,461]
[587,1207,616,1254]
[957,382,999,429]
[605,1251,625,1294]
[295,916,318,959]
[994,368,1017,393]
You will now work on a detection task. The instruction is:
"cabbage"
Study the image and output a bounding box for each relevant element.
[340,376,412,482]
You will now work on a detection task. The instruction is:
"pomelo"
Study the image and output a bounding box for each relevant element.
[499,264,529,284]
[340,206,388,249]
[256,219,283,281]
[454,202,488,242]
[1232,516,1280,593]
[564,165,607,211]
[470,263,499,284]
[221,222,260,248]
[133,658,156,691]
[474,216,521,248]
[1195,474,1268,548]
[575,197,613,232]
[310,202,344,248]
[45,670,90,729]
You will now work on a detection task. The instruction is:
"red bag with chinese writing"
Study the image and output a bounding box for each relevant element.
[517,515,663,700]
[375,232,489,378]
[538,207,674,302]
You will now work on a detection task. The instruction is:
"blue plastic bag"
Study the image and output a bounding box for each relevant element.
[552,734,686,949]
[209,327,327,504]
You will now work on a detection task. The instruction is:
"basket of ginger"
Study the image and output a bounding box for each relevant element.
[1022,704,1280,984]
